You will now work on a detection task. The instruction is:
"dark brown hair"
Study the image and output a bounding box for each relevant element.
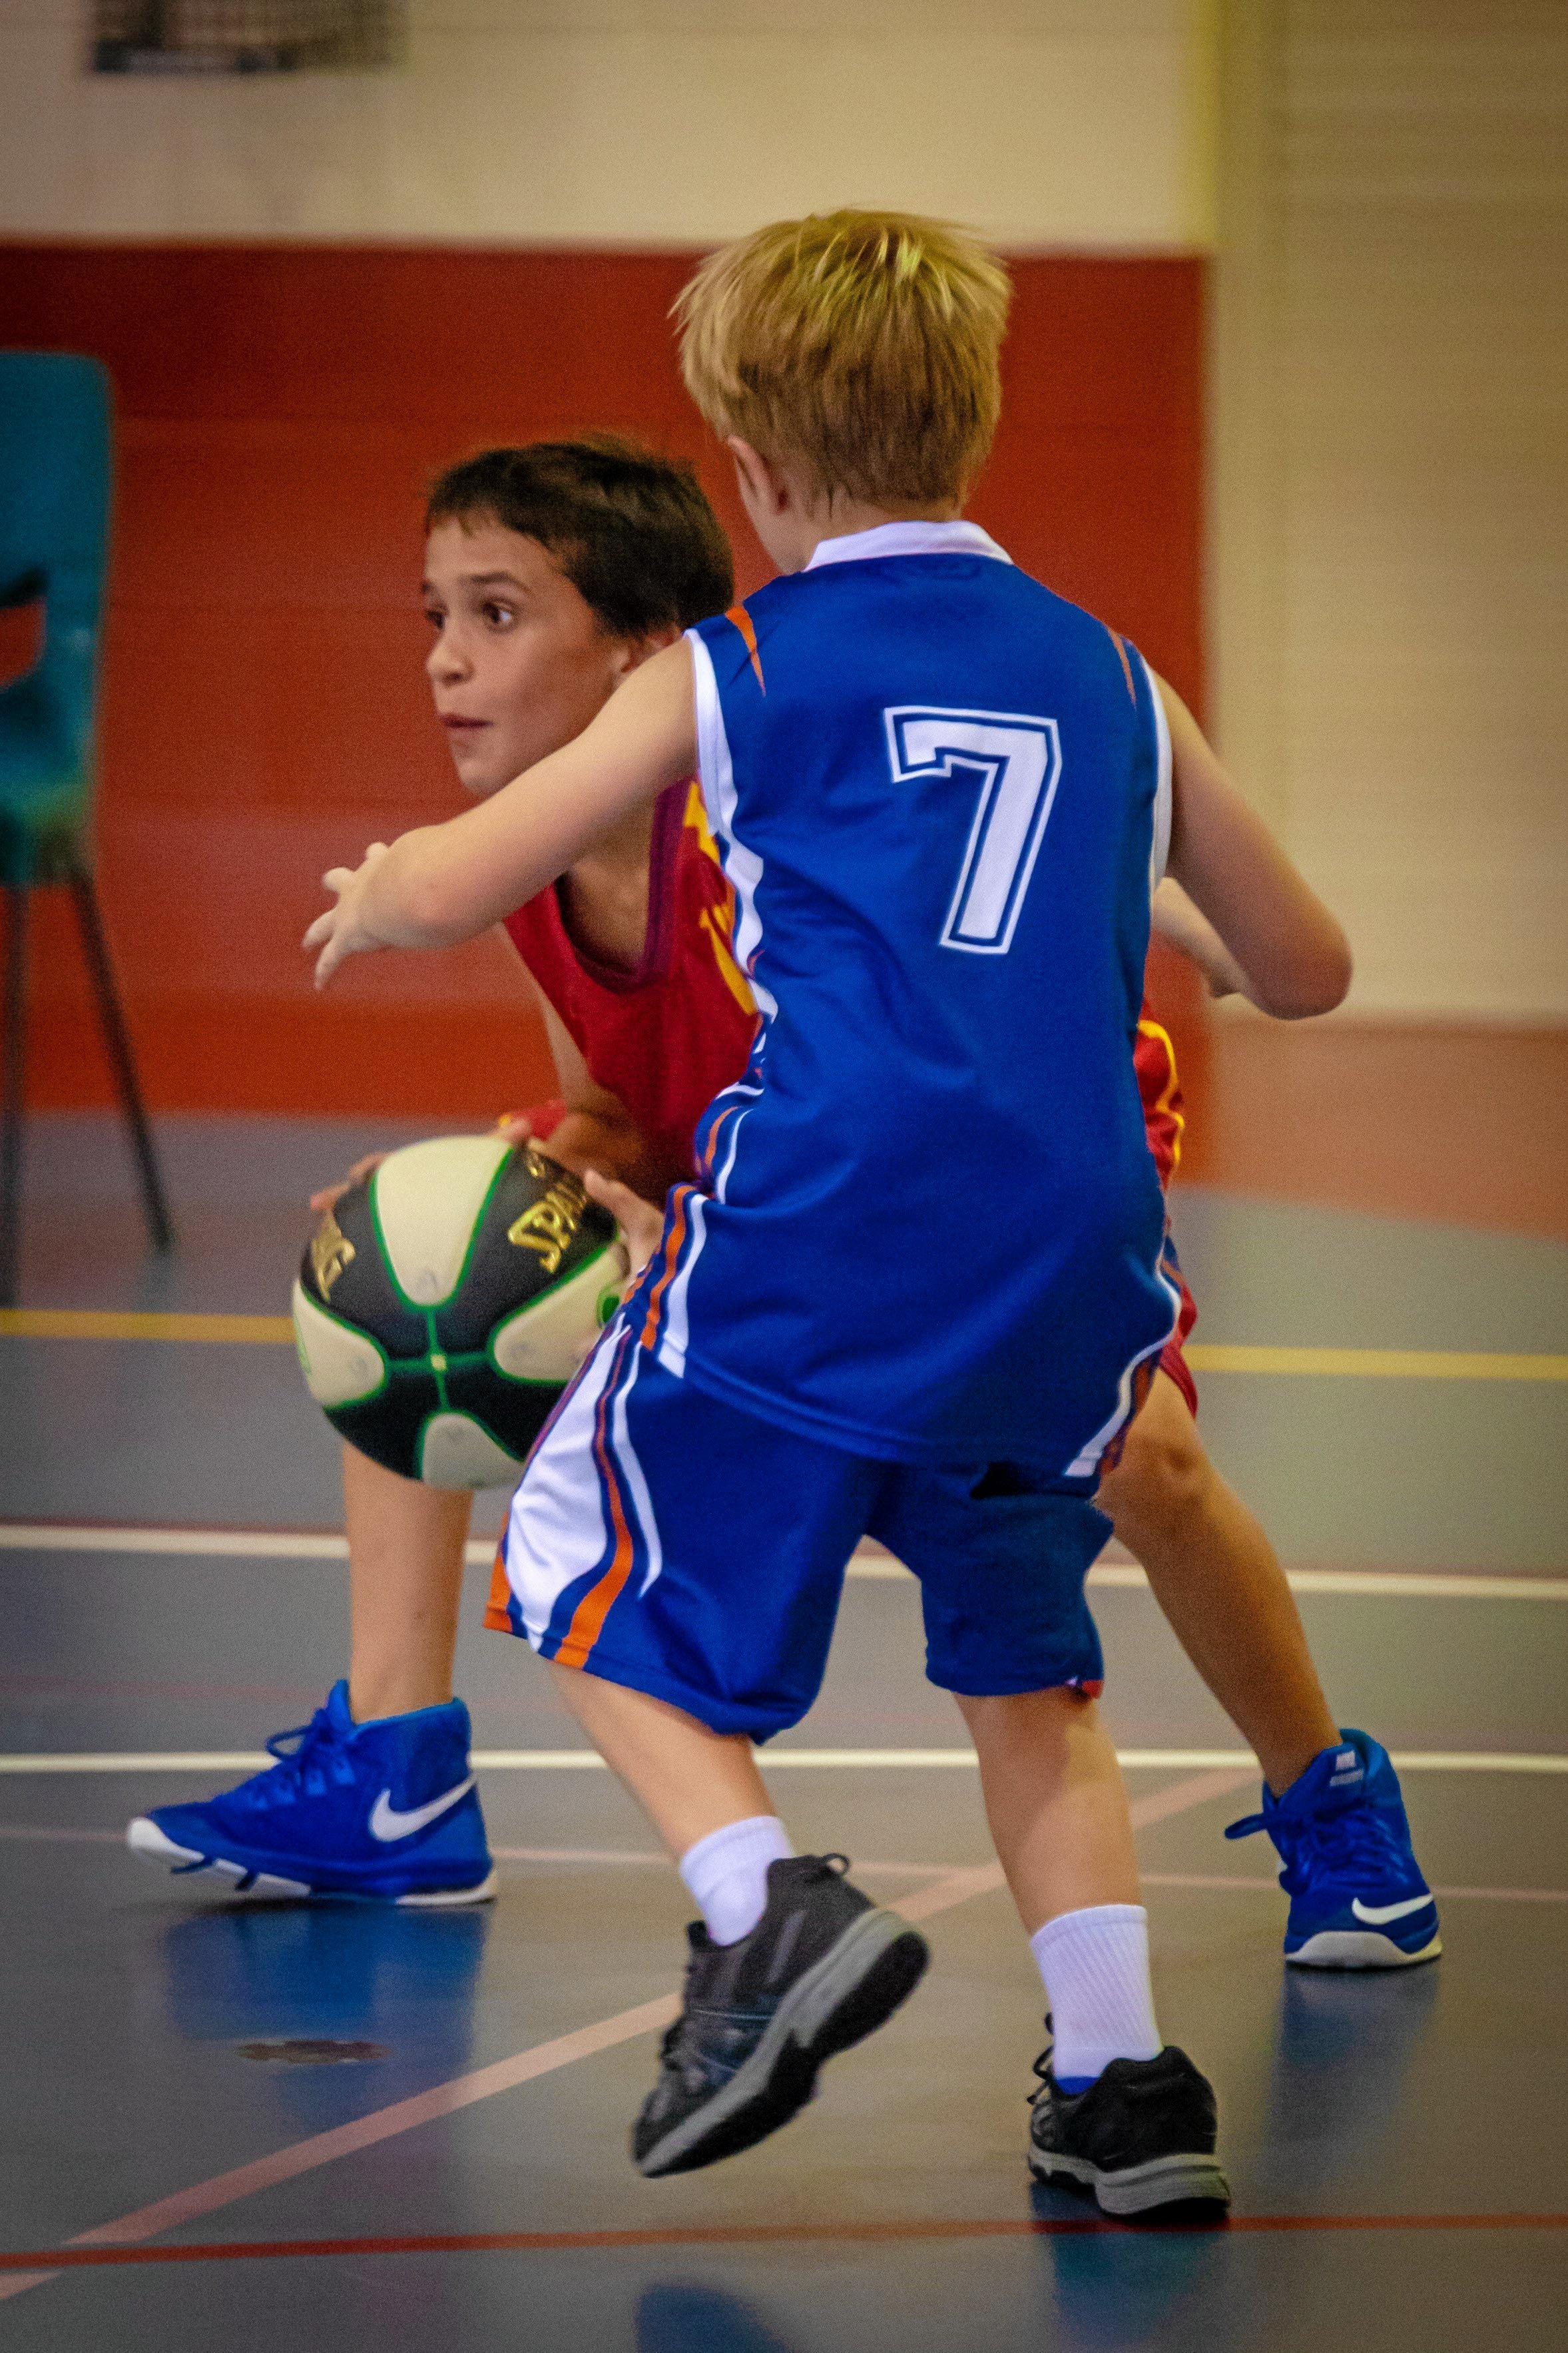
[425,436,734,639]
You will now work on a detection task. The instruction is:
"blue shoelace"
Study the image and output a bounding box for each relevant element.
[1226,1798,1408,1895]
[226,1708,358,1814]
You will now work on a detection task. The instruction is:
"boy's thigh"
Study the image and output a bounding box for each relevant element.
[870,1463,1111,1700]
[497,1319,881,1739]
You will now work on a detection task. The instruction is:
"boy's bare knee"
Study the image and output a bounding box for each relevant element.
[1099,1381,1210,1540]
[955,1684,1091,1743]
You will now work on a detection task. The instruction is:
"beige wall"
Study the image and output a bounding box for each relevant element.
[1210,0,1568,1022]
[1,1,1211,248]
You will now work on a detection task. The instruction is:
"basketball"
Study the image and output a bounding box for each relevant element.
[291,1136,626,1487]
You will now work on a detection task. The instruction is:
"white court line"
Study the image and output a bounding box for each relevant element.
[0,1828,1095,1883]
[9,1822,1563,1901]
[0,1767,1246,2305]
[1140,1871,1568,1904]
[2,1746,1564,1775]
[1082,1563,1568,1602]
[1,1521,1563,1602]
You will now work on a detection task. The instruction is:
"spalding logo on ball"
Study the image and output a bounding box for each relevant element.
[292,1136,627,1488]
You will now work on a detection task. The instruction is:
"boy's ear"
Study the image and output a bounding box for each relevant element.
[609,622,682,679]
[726,436,792,515]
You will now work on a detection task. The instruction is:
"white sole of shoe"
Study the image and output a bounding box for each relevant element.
[1029,2145,1230,2216]
[125,1817,497,1905]
[1288,1927,1441,1968]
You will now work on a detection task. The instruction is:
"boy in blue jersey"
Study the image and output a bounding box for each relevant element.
[307,212,1358,2212]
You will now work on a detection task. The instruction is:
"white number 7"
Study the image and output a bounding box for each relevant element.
[884,707,1062,955]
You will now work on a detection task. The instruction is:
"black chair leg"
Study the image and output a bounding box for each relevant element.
[69,867,174,1254]
[0,883,27,1307]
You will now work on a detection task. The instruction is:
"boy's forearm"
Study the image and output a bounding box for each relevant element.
[358,828,472,948]
[536,996,672,1199]
[359,782,607,950]
[334,641,700,962]
[1172,807,1351,1021]
[1156,679,1352,1020]
[544,1112,675,1203]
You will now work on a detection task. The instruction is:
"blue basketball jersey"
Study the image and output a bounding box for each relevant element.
[631,520,1179,1477]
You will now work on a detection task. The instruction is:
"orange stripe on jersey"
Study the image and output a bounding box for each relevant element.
[727,603,766,694]
[1106,627,1137,706]
[1137,1014,1185,1174]
[554,1354,638,1670]
[639,1184,692,1349]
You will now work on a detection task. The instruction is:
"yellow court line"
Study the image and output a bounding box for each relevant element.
[1,1311,1565,1382]
[1186,1343,1568,1382]
[0,1309,295,1345]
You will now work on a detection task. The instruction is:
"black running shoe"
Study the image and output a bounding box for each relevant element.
[633,1853,929,2178]
[1027,2039,1229,2216]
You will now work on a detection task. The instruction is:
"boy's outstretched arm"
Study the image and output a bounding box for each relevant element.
[306,641,697,988]
[1156,677,1352,1020]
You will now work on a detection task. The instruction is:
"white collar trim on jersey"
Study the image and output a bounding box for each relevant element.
[802,518,1012,570]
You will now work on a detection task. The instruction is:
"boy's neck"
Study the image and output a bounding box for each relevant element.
[795,496,964,570]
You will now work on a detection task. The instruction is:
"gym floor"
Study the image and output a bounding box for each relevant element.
[2,1112,1565,2350]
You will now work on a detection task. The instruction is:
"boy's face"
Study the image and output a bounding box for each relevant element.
[422,517,644,798]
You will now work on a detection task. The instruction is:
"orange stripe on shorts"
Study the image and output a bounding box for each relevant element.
[554,1351,639,1670]
[483,1538,514,1634]
[639,1186,692,1350]
[1107,627,1137,705]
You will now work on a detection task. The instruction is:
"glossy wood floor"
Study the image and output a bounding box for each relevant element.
[0,1110,1563,2350]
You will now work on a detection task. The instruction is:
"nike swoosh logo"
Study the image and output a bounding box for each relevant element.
[369,1776,476,1843]
[1351,1893,1434,1925]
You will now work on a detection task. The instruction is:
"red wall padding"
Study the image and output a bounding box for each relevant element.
[0,244,1206,1118]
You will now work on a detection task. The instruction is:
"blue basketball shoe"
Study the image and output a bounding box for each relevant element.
[1225,1729,1439,1967]
[127,1682,496,1905]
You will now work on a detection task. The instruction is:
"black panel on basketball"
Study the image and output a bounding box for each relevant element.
[292,1136,625,1487]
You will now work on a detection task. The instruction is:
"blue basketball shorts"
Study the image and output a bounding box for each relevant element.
[489,1313,1112,1742]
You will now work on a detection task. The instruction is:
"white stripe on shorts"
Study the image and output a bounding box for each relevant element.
[505,1323,645,1649]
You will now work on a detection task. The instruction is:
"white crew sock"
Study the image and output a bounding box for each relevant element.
[1029,1903,1163,2089]
[678,1815,794,1946]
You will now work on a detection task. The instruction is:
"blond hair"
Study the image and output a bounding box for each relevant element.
[674,210,1011,508]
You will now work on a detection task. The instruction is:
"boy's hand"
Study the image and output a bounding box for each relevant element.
[583,1169,665,1281]
[303,844,392,988]
[309,1152,387,1217]
[1150,878,1251,1002]
[309,1116,536,1217]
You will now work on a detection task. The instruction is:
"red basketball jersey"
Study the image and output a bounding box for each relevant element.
[1133,1011,1184,1187]
[503,779,759,1185]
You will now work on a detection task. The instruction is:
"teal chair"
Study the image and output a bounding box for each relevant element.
[0,350,172,1305]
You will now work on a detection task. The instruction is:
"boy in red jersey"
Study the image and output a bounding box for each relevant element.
[133,434,1428,1986]
[129,440,746,1904]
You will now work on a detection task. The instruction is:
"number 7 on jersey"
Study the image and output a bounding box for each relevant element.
[884,707,1062,956]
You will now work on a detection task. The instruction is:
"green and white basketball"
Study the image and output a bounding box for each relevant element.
[292,1136,626,1488]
